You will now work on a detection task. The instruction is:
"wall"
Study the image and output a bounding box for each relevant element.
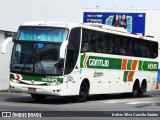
[0,31,13,90]
[0,0,80,90]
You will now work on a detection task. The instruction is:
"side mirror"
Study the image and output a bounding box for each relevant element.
[1,37,13,54]
[59,41,68,59]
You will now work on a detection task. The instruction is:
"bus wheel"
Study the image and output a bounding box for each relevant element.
[139,81,147,97]
[139,87,144,97]
[132,81,140,98]
[76,82,89,102]
[31,94,46,101]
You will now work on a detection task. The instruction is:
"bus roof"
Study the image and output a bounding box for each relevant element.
[21,21,156,42]
[21,21,79,28]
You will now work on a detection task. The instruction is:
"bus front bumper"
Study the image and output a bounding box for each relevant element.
[9,82,62,96]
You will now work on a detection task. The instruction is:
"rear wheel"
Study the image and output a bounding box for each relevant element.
[139,82,147,97]
[31,94,46,101]
[75,82,89,102]
[132,82,140,98]
[139,88,144,97]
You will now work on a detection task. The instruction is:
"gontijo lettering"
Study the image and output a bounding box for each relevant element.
[89,59,109,67]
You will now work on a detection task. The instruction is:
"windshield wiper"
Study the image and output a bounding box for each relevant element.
[20,44,37,73]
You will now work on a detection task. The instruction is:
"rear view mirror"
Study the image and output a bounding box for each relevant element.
[1,37,13,54]
[59,41,68,59]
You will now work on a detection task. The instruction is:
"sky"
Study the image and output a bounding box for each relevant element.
[0,0,81,31]
[81,0,160,9]
[0,0,159,32]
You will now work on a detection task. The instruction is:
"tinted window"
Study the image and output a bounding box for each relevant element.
[17,27,68,42]
[65,28,81,74]
[81,28,158,59]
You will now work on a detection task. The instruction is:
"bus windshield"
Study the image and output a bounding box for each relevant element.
[17,27,68,42]
[11,42,64,76]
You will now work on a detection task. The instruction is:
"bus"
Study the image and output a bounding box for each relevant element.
[1,21,159,102]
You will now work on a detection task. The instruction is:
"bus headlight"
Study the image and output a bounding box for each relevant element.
[10,79,20,83]
[47,82,61,86]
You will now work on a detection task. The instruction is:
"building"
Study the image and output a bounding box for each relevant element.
[0,30,14,90]
[0,0,80,90]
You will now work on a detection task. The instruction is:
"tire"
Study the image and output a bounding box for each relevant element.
[139,81,147,97]
[138,88,144,97]
[31,94,46,101]
[132,83,140,98]
[139,85,146,97]
[75,82,89,102]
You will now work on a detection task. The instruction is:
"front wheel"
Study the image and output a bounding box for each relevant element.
[31,94,46,101]
[75,82,89,102]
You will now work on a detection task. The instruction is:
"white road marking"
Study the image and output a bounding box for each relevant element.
[103,98,158,105]
[126,101,155,105]
[107,101,117,103]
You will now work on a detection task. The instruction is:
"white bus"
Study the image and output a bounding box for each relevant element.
[1,21,158,102]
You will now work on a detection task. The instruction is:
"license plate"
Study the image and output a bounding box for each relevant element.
[28,87,36,92]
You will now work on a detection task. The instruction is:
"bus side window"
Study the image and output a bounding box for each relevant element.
[146,42,151,58]
[107,35,114,54]
[127,39,133,56]
[119,37,126,55]
[151,42,158,58]
[103,34,108,53]
[133,40,140,57]
[97,37,102,53]
[81,36,88,52]
[113,36,120,55]
[140,41,147,58]
[90,35,96,52]
[81,30,89,52]
[146,46,150,58]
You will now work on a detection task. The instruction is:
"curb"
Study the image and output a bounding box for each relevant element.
[0,90,9,92]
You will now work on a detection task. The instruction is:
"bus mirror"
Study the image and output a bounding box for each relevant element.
[1,37,13,54]
[59,41,68,59]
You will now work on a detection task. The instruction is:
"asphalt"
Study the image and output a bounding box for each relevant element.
[0,90,160,120]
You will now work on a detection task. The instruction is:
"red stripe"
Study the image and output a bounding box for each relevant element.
[84,56,88,68]
[128,71,134,82]
[122,59,127,70]
[132,60,138,70]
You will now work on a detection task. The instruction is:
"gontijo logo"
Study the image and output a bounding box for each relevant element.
[81,55,122,69]
[83,55,110,68]
[81,55,158,71]
[89,59,109,67]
